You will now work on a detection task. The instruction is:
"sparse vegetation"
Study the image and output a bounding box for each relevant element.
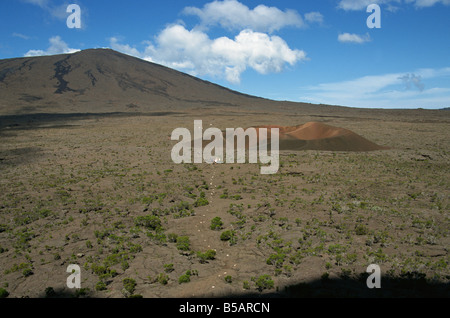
[224,275,232,284]
[122,278,137,296]
[253,274,274,292]
[176,236,191,252]
[178,271,192,284]
[0,100,448,298]
[210,217,224,230]
[157,273,169,285]
[0,288,9,298]
[197,249,216,263]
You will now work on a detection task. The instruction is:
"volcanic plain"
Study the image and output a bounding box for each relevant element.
[0,49,448,298]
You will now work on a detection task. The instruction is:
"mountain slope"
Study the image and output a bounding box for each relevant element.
[0,49,274,115]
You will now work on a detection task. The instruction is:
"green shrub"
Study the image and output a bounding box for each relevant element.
[128,243,143,253]
[123,278,137,295]
[176,236,190,251]
[431,258,447,270]
[157,273,169,285]
[253,275,274,292]
[0,288,9,298]
[368,248,388,263]
[121,260,130,271]
[74,288,90,298]
[170,201,194,218]
[178,274,191,284]
[194,197,209,207]
[220,230,234,241]
[13,229,35,250]
[22,268,33,277]
[134,215,162,231]
[164,263,174,273]
[95,281,107,291]
[328,244,347,255]
[103,252,130,268]
[355,224,369,235]
[205,249,216,259]
[0,224,8,233]
[346,253,357,264]
[210,217,224,230]
[146,232,167,244]
[197,250,216,263]
[224,275,232,284]
[44,287,56,298]
[266,253,286,268]
[91,263,117,279]
[167,233,178,243]
[94,228,111,240]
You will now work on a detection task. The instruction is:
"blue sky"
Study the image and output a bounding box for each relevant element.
[1,0,449,109]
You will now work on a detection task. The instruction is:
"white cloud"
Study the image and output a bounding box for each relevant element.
[110,25,307,84]
[22,0,49,8]
[304,12,324,24]
[24,36,80,57]
[338,32,371,44]
[108,1,310,84]
[300,67,450,108]
[22,0,84,21]
[412,0,450,7]
[183,0,306,32]
[109,37,142,58]
[50,3,74,20]
[337,0,449,10]
[338,0,393,10]
[12,32,31,40]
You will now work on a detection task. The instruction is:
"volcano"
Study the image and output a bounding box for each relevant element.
[252,122,389,151]
[0,48,268,115]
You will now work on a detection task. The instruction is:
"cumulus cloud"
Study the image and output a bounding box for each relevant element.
[183,0,306,32]
[24,36,80,57]
[110,25,307,84]
[106,1,310,84]
[108,1,312,84]
[338,32,371,44]
[337,0,450,10]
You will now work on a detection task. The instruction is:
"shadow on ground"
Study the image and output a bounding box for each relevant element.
[0,112,184,131]
[255,273,449,298]
[37,273,449,298]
